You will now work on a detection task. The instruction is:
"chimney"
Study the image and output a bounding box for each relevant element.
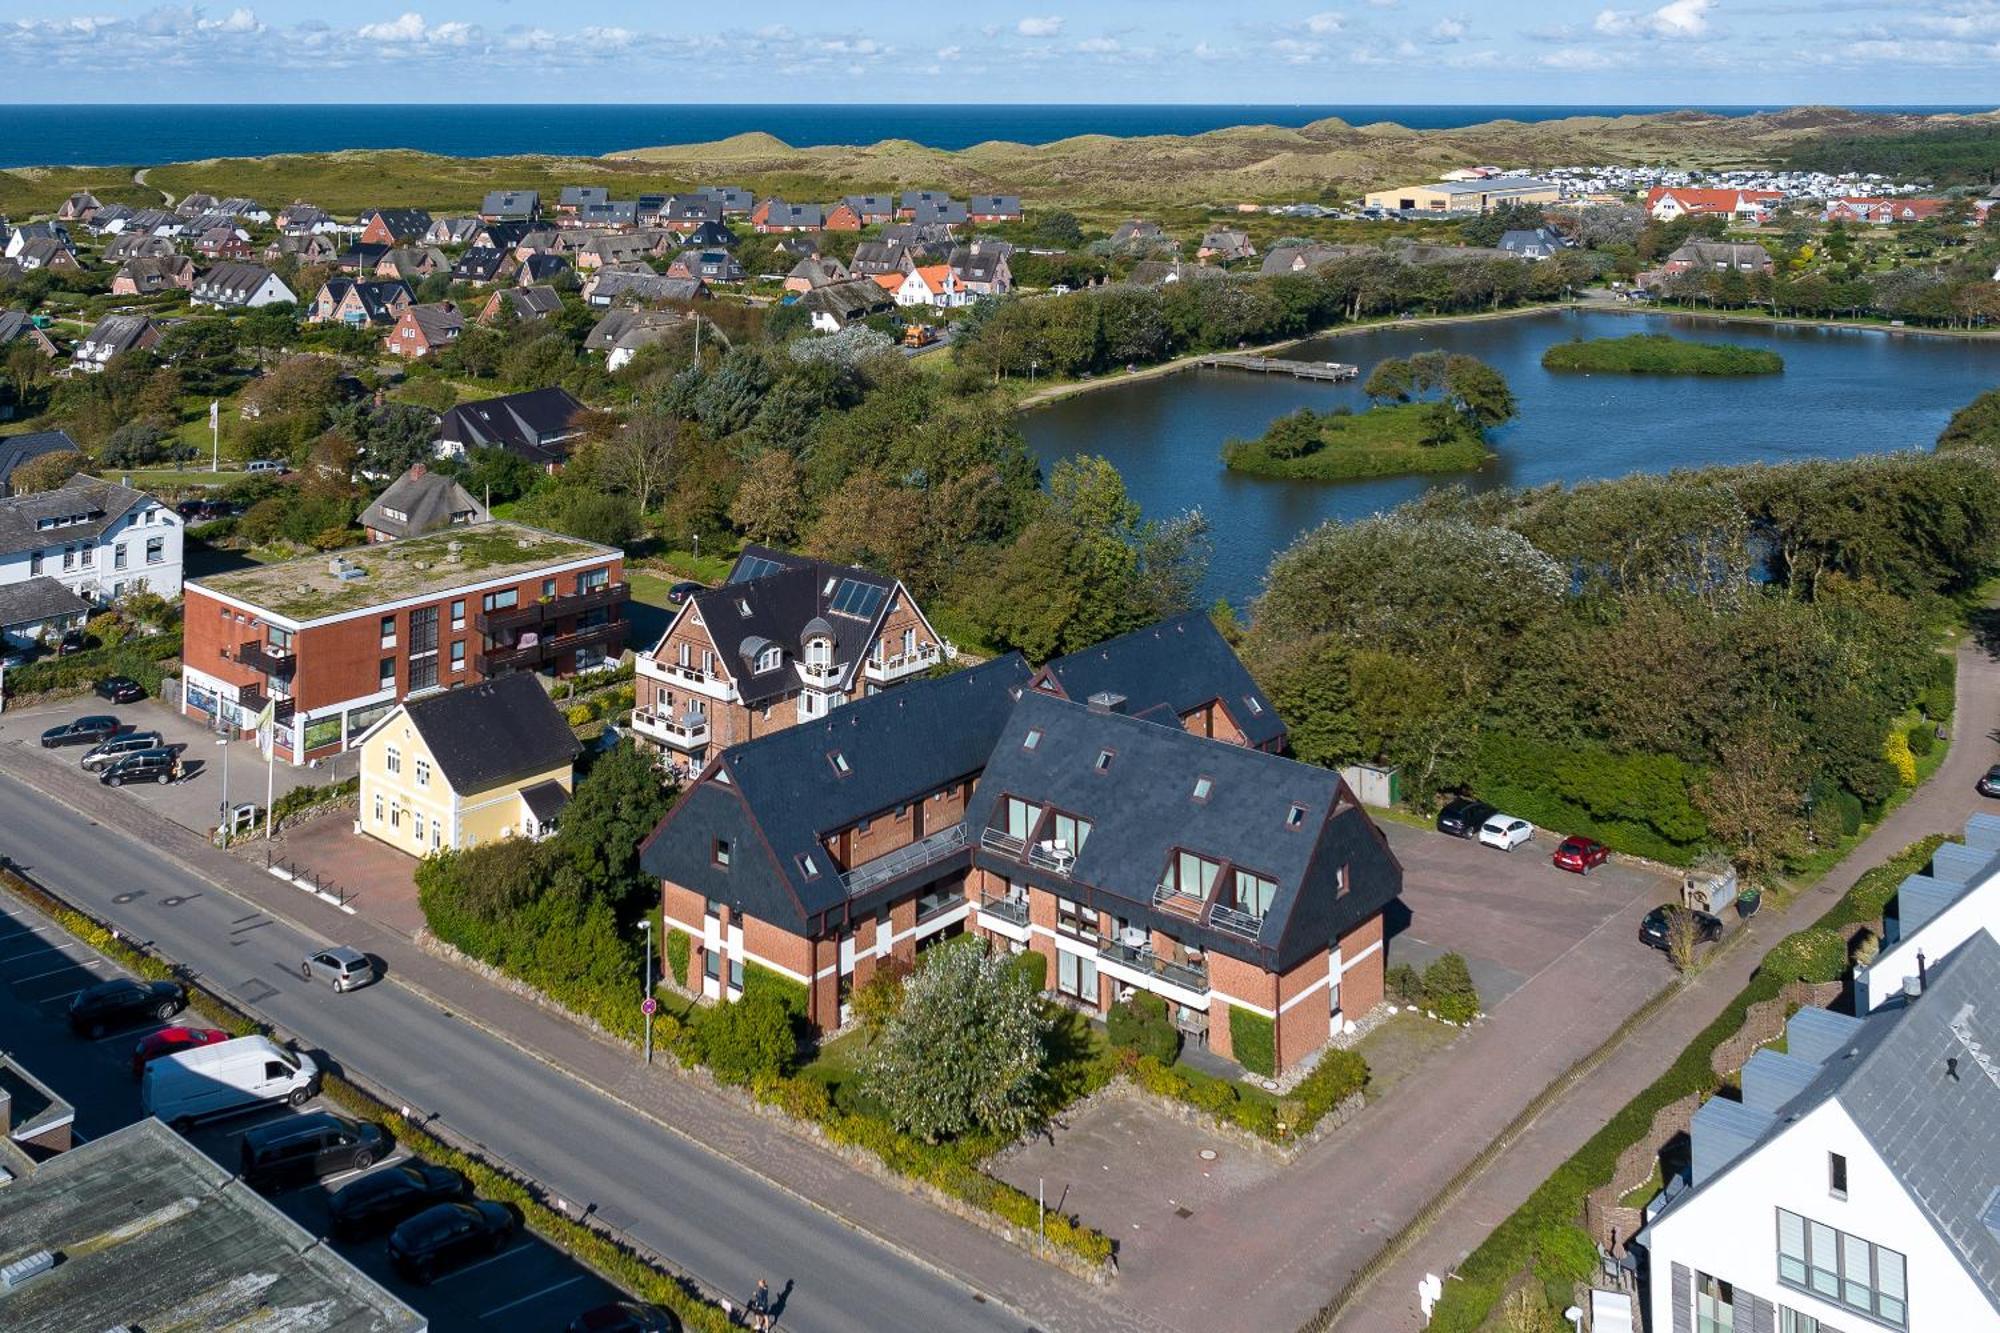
[1903,973,1922,1001]
[1086,691,1126,715]
[1918,949,1928,990]
[410,463,426,478]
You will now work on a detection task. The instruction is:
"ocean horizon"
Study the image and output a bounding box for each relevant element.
[0,103,1989,169]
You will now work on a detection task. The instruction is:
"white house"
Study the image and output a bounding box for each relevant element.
[1639,930,2000,1333]
[191,262,296,310]
[1858,814,2000,1013]
[0,477,182,646]
[892,264,966,309]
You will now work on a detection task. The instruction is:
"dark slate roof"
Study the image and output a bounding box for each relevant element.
[678,219,738,249]
[365,207,431,238]
[493,285,564,319]
[395,673,581,794]
[0,575,90,629]
[359,463,487,539]
[669,545,902,707]
[436,387,586,466]
[1035,611,1285,749]
[0,428,80,493]
[521,253,571,282]
[970,194,1022,214]
[640,654,1035,932]
[482,189,540,219]
[963,692,1397,971]
[0,476,154,557]
[321,277,412,323]
[452,246,508,281]
[520,778,571,824]
[805,277,895,323]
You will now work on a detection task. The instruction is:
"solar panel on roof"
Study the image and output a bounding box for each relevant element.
[731,554,784,584]
[828,579,887,620]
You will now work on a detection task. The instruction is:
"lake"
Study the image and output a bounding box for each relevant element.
[1018,309,2000,607]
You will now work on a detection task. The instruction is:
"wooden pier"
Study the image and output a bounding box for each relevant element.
[1196,354,1359,381]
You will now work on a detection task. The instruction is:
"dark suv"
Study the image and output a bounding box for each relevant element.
[240,1112,389,1192]
[40,715,121,748]
[101,748,179,786]
[95,675,146,704]
[1436,797,1497,839]
[388,1201,518,1283]
[1639,904,1724,953]
[68,978,186,1038]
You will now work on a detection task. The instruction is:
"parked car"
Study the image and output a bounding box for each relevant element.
[1435,797,1497,839]
[40,715,120,748]
[101,748,179,786]
[239,1111,386,1192]
[1,645,39,670]
[569,1302,683,1333]
[1478,814,1535,852]
[1639,904,1724,953]
[1979,764,2000,799]
[57,628,98,656]
[245,459,289,474]
[81,731,165,771]
[131,1025,230,1078]
[666,581,704,606]
[146,1037,318,1131]
[95,675,146,704]
[301,945,376,992]
[68,977,186,1038]
[388,1201,518,1283]
[1552,835,1610,875]
[328,1162,470,1238]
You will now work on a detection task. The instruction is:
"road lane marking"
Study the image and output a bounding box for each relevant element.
[0,943,69,966]
[428,1243,532,1283]
[0,924,52,943]
[10,959,105,984]
[478,1274,588,1318]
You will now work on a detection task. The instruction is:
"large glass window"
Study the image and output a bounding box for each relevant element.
[1058,949,1098,1003]
[483,588,517,612]
[1174,851,1219,900]
[1777,1209,1906,1328]
[1052,812,1092,856]
[1234,871,1277,918]
[1695,1273,1735,1333]
[1004,797,1041,841]
[1778,1309,1821,1333]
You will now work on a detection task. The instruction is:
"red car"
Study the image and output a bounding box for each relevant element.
[1552,836,1610,875]
[132,1026,230,1078]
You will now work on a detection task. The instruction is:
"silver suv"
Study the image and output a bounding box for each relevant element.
[81,731,165,771]
[301,946,376,992]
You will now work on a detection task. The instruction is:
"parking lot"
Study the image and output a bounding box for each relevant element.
[0,889,631,1333]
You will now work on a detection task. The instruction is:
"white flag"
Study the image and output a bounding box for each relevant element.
[209,400,219,429]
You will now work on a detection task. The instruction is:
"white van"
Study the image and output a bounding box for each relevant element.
[141,1035,319,1130]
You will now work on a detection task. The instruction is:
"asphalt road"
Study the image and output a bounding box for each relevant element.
[0,769,1031,1333]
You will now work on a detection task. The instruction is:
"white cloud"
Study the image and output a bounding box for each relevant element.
[357,11,426,41]
[199,8,261,33]
[1596,0,1715,38]
[1541,44,1629,67]
[1303,11,1344,32]
[1428,17,1467,41]
[936,43,962,59]
[1016,15,1064,37]
[1077,35,1120,52]
[1271,36,1322,61]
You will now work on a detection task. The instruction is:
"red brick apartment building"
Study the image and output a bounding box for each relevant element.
[181,521,627,764]
[640,615,1400,1074]
[630,545,948,766]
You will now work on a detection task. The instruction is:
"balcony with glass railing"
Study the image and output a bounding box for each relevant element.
[979,827,1076,877]
[839,822,969,898]
[977,891,1032,927]
[1096,937,1208,993]
[630,708,710,751]
[864,641,941,683]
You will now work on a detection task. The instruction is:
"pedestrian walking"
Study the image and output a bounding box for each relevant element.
[746,1278,772,1332]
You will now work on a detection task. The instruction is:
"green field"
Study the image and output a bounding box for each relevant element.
[1222,403,1495,481]
[1541,333,1784,376]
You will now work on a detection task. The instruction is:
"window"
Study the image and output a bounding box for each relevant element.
[451,641,466,672]
[379,657,396,691]
[1244,694,1264,716]
[1829,1153,1848,1200]
[542,578,556,599]
[729,958,744,991]
[1057,949,1098,1003]
[713,839,732,867]
[1234,871,1277,918]
[431,818,441,849]
[829,751,850,776]
[1052,812,1092,856]
[1174,851,1219,900]
[1192,775,1213,802]
[677,642,692,668]
[145,535,164,565]
[1004,797,1041,841]
[389,801,400,829]
[1778,1310,1821,1333]
[704,950,720,982]
[450,599,465,630]
[385,746,401,775]
[1287,803,1307,829]
[705,897,723,917]
[1777,1208,1906,1328]
[28,551,41,575]
[113,543,128,570]
[1056,896,1098,937]
[1022,728,1042,751]
[1093,749,1114,772]
[380,614,397,648]
[736,598,752,618]
[578,567,608,592]
[1694,1273,1735,1333]
[482,589,517,612]
[374,793,384,821]
[798,853,820,878]
[757,646,783,672]
[415,758,430,788]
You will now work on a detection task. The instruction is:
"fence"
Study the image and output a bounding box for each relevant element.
[262,849,360,916]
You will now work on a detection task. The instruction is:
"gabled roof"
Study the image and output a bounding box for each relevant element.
[436,387,586,465]
[0,574,90,629]
[0,475,155,557]
[489,285,564,320]
[0,428,79,493]
[363,207,431,237]
[386,672,581,794]
[639,654,1035,932]
[321,277,412,323]
[806,277,897,322]
[1034,611,1285,748]
[359,463,488,540]
[76,313,157,357]
[481,189,540,218]
[193,261,283,302]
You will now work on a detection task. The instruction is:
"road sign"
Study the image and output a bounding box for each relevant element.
[641,997,658,1016]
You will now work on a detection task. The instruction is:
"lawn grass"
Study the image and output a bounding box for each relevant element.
[1541,333,1784,376]
[1222,403,1494,482]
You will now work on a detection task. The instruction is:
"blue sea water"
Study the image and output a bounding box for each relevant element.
[0,103,1987,168]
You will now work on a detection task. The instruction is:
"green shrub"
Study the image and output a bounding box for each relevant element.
[1906,724,1934,758]
[1386,961,1425,1005]
[1106,992,1182,1064]
[693,993,795,1084]
[1229,1007,1276,1077]
[1423,953,1481,1023]
[742,960,808,1020]
[1003,948,1048,993]
[665,928,690,988]
[1921,684,1955,723]
[3,630,182,698]
[270,776,358,824]
[1532,1222,1598,1290]
[1289,1047,1370,1132]
[1830,787,1865,837]
[1764,926,1848,985]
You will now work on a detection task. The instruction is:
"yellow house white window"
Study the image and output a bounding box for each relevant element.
[386,746,401,775]
[374,793,383,821]
[415,759,430,788]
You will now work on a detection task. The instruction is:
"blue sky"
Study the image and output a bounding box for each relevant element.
[0,1,1994,104]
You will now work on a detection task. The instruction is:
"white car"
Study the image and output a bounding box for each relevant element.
[1478,815,1535,852]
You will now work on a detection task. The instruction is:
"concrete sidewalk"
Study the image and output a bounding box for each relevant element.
[1337,627,2000,1330]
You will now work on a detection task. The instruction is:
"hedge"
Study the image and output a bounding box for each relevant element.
[1004,948,1048,993]
[3,630,183,698]
[1414,833,1946,1332]
[742,960,809,1019]
[665,928,690,988]
[270,776,359,824]
[0,863,735,1332]
[1229,1006,1276,1077]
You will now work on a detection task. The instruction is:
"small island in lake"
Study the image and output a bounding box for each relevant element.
[1223,351,1513,482]
[1541,333,1784,376]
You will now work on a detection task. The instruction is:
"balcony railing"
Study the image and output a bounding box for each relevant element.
[477,620,624,674]
[631,709,710,751]
[915,891,967,925]
[840,822,968,898]
[475,581,629,635]
[235,688,296,725]
[1153,882,1207,917]
[799,659,842,684]
[977,892,1031,927]
[1208,903,1267,941]
[1097,938,1208,994]
[233,640,296,676]
[978,827,1075,877]
[864,642,941,683]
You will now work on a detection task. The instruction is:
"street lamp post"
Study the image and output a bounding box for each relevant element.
[216,735,231,846]
[639,919,654,1065]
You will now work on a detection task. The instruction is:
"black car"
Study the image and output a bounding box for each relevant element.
[240,1112,389,1192]
[40,715,120,748]
[101,748,179,786]
[95,675,146,704]
[1436,797,1498,839]
[57,629,98,656]
[328,1161,469,1238]
[666,581,704,606]
[569,1302,683,1333]
[68,978,186,1037]
[387,1200,518,1283]
[1639,904,1725,953]
[1980,764,2000,799]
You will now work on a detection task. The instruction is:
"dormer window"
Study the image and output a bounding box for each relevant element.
[1287,804,1306,829]
[829,751,851,776]
[1093,749,1114,773]
[798,853,821,879]
[1192,776,1213,802]
[1022,729,1042,751]
[736,599,752,618]
[756,646,783,672]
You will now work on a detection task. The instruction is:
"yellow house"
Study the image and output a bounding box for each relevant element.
[355,673,582,857]
[1362,177,1561,214]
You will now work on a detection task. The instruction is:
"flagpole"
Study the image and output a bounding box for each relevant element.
[210,400,220,473]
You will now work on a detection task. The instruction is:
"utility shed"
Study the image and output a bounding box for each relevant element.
[0,1117,426,1333]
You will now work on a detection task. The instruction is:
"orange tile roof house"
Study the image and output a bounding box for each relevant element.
[1645,186,1783,221]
